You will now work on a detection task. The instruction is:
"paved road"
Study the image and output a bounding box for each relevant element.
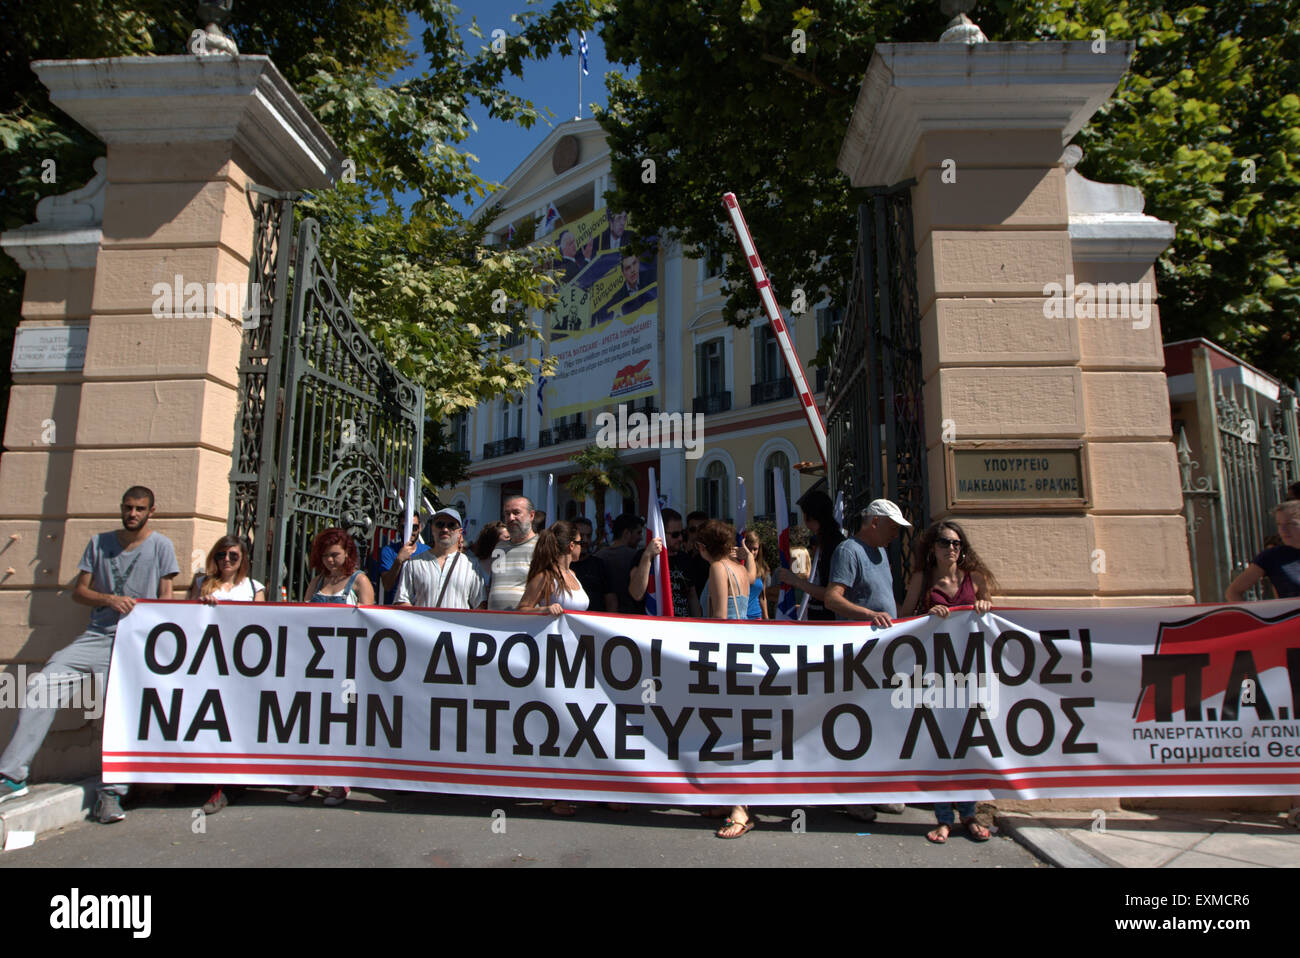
[3,787,1046,868]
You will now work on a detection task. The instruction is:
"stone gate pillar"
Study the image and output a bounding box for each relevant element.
[838,38,1192,608]
[0,54,341,781]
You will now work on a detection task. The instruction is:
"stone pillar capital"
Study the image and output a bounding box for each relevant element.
[33,55,343,190]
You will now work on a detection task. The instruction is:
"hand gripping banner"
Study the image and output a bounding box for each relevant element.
[103,599,1300,804]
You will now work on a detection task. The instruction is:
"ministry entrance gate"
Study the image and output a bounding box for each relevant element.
[228,187,425,600]
[825,183,929,594]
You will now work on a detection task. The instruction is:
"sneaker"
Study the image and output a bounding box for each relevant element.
[322,786,349,807]
[844,804,877,822]
[286,785,314,803]
[0,775,29,804]
[875,803,906,814]
[94,791,126,824]
[201,788,229,815]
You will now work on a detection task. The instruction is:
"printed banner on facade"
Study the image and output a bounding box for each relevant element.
[104,600,1300,804]
[540,208,658,416]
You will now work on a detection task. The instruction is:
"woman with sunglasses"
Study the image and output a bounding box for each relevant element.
[187,536,265,814]
[189,536,265,604]
[901,520,998,844]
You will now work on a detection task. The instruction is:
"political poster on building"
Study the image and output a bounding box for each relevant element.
[540,208,658,417]
[104,599,1300,805]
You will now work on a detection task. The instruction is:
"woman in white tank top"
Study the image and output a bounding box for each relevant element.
[518,521,589,615]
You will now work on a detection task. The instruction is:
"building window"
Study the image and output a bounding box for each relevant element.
[501,397,523,439]
[763,450,792,518]
[450,412,469,453]
[702,243,724,280]
[696,338,725,396]
[696,460,730,521]
[757,324,782,384]
[816,306,843,353]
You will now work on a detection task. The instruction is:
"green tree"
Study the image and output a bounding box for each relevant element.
[509,0,1299,381]
[565,444,636,543]
[1,0,575,440]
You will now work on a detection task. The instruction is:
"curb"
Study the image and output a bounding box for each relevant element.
[0,780,96,851]
[996,812,1112,868]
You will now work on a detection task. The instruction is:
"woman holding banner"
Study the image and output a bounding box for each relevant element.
[742,529,770,620]
[518,522,589,615]
[189,536,264,814]
[777,491,842,620]
[696,520,758,837]
[519,522,627,816]
[287,529,374,807]
[901,520,997,843]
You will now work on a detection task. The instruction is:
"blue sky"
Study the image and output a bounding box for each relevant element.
[398,3,631,215]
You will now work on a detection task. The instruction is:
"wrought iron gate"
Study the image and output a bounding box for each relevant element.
[1179,349,1299,601]
[229,188,425,600]
[825,183,929,592]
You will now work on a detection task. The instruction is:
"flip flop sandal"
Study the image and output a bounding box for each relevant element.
[716,816,755,839]
[926,824,950,844]
[962,818,991,841]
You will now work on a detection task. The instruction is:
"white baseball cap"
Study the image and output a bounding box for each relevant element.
[430,507,462,527]
[866,499,911,528]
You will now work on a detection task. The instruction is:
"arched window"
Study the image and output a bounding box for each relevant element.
[763,451,792,519]
[697,459,730,521]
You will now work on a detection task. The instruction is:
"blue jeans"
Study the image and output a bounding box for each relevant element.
[934,801,975,825]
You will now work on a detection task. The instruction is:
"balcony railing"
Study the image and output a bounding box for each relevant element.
[539,422,588,447]
[615,399,660,419]
[482,436,525,459]
[692,392,732,415]
[751,378,795,405]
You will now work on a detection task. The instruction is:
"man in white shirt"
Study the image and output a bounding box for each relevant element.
[486,496,539,610]
[393,508,486,609]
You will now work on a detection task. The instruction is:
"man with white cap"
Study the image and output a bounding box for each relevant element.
[393,507,487,609]
[823,499,910,626]
[825,498,912,822]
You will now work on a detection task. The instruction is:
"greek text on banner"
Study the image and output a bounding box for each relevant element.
[103,600,1300,804]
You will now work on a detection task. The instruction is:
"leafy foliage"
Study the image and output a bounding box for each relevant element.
[565,444,636,542]
[0,0,577,465]
[508,0,1300,382]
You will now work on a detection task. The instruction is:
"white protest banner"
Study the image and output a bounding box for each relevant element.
[104,599,1300,804]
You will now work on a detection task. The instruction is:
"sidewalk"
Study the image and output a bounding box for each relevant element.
[998,807,1300,868]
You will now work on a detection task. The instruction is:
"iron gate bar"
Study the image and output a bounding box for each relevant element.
[825,180,929,598]
[229,184,298,589]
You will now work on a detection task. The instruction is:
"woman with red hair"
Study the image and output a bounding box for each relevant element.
[288,528,374,807]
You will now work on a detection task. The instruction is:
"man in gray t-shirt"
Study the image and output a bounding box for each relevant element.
[0,487,178,824]
[825,499,911,627]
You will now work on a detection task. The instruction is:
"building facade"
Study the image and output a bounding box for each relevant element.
[443,119,831,535]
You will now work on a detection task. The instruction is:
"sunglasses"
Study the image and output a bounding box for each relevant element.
[936,538,962,549]
[215,550,242,561]
[432,522,460,531]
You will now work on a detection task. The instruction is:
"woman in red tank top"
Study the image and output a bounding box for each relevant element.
[900,521,1000,844]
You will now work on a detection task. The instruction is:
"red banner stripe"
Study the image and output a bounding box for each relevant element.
[103,761,1300,795]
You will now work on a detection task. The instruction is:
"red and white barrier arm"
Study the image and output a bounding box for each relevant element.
[721,192,828,469]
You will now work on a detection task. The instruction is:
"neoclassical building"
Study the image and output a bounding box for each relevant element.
[442,119,831,533]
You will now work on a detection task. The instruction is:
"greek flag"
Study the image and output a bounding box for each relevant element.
[579,31,589,76]
[536,374,547,417]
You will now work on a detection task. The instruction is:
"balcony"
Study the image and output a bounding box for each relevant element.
[751,378,795,406]
[482,436,525,459]
[615,399,660,419]
[539,422,588,447]
[693,392,732,415]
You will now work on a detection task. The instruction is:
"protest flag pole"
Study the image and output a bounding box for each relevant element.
[645,467,674,617]
[774,467,799,620]
[546,473,556,529]
[721,192,828,469]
